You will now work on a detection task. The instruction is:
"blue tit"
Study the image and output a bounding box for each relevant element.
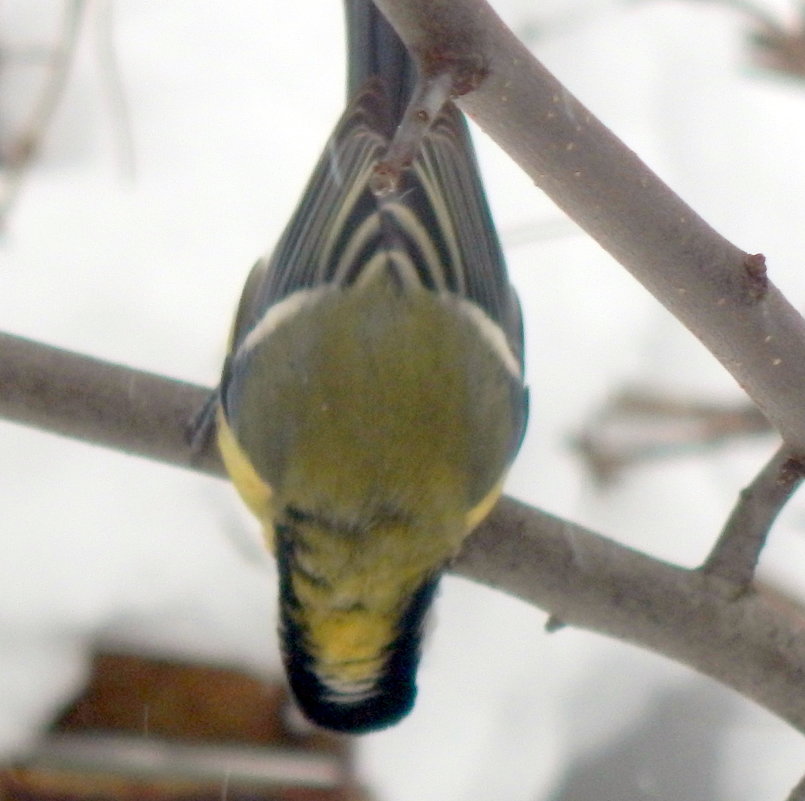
[208,0,528,733]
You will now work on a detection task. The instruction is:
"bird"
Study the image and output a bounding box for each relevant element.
[204,0,528,733]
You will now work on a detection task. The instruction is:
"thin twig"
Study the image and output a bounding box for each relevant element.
[94,0,136,181]
[702,445,805,593]
[0,0,86,220]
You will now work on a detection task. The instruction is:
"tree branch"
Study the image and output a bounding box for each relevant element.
[462,495,805,735]
[372,0,805,453]
[702,445,805,592]
[4,332,805,735]
[0,331,219,476]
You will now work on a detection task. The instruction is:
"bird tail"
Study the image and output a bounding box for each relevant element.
[343,0,417,120]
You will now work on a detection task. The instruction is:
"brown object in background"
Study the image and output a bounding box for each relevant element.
[0,652,373,801]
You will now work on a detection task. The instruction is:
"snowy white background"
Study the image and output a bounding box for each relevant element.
[1,1,805,799]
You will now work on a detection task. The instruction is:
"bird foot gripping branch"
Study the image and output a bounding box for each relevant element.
[370,47,489,197]
[370,72,455,196]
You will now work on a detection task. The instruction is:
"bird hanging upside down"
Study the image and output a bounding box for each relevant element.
[202,0,528,733]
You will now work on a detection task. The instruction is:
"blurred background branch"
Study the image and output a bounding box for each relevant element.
[0,0,85,222]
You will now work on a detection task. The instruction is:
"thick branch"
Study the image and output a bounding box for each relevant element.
[460,497,805,734]
[3,332,805,733]
[0,331,220,476]
[372,0,805,452]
